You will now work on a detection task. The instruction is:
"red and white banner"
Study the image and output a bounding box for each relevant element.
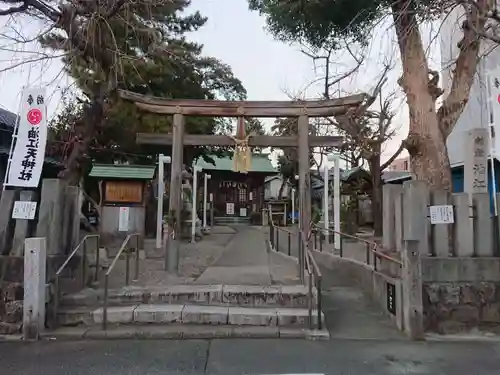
[7,87,48,187]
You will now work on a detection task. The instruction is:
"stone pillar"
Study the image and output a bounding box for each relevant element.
[401,180,426,340]
[166,113,184,272]
[382,184,396,250]
[0,190,17,254]
[36,179,64,255]
[403,181,429,255]
[453,193,474,257]
[12,190,37,256]
[23,237,46,340]
[464,128,488,195]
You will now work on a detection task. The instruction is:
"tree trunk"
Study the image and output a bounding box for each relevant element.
[369,155,383,237]
[392,0,452,190]
[58,83,109,185]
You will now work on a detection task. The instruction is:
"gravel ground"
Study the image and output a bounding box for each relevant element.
[103,226,237,288]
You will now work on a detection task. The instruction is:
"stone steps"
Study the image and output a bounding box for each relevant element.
[60,284,315,309]
[43,323,330,340]
[57,303,325,328]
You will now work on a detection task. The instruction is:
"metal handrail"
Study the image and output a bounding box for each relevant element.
[300,230,322,330]
[52,234,100,327]
[102,233,141,330]
[268,211,322,329]
[311,224,403,268]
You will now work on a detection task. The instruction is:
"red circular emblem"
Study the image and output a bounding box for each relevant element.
[27,108,42,125]
[497,94,500,104]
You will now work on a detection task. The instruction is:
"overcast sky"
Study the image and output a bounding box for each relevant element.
[0,0,444,166]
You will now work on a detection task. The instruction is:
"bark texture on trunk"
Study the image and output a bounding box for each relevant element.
[392,0,484,191]
[392,0,452,190]
[369,155,383,237]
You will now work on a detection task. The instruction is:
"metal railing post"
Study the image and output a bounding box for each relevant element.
[288,232,291,256]
[53,275,60,327]
[317,276,322,330]
[134,235,140,281]
[276,228,280,252]
[103,274,109,330]
[125,247,131,286]
[366,243,371,264]
[81,238,87,288]
[94,235,100,282]
[314,230,317,250]
[308,271,313,330]
[319,232,323,252]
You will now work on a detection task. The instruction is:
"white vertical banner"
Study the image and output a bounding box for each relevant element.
[7,87,48,187]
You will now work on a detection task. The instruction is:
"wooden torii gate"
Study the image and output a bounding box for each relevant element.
[119,90,366,272]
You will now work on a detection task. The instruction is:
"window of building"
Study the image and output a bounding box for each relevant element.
[238,187,247,202]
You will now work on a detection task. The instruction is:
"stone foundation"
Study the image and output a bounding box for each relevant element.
[423,282,500,334]
[0,255,79,335]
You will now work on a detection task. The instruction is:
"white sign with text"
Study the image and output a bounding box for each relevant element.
[12,201,37,220]
[429,205,454,224]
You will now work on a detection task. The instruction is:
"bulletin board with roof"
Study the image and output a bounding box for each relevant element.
[88,164,156,237]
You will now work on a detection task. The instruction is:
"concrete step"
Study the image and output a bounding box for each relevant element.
[43,323,330,340]
[57,304,325,328]
[60,284,315,309]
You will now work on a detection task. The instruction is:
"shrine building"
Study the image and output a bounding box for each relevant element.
[194,153,277,224]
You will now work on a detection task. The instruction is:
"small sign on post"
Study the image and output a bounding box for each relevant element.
[386,281,396,316]
[118,207,130,231]
[12,201,37,220]
[429,205,454,224]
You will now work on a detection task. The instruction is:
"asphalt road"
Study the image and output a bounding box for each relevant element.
[1,338,499,375]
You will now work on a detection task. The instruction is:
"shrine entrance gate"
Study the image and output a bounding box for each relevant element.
[119,90,366,272]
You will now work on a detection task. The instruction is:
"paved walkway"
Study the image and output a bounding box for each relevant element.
[194,226,273,285]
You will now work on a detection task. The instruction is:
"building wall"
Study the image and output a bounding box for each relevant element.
[387,157,410,172]
[440,6,500,166]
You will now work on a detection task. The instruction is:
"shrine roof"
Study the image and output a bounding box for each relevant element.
[195,153,277,173]
[89,164,156,180]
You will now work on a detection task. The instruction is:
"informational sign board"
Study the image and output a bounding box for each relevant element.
[105,181,143,203]
[7,87,48,187]
[226,203,234,215]
[429,205,454,224]
[118,207,130,231]
[240,208,247,217]
[386,281,396,316]
[12,201,37,220]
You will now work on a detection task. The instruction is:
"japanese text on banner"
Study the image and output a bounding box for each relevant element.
[7,87,48,187]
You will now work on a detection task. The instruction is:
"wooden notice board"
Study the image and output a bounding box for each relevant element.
[105,181,143,203]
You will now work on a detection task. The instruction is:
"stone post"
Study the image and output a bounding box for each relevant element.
[0,190,17,254]
[382,184,396,250]
[36,179,64,255]
[23,237,46,340]
[401,180,426,340]
[464,128,488,195]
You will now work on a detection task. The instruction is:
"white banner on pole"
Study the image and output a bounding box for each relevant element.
[7,87,48,187]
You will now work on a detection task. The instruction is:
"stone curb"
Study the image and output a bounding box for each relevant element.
[60,283,314,309]
[59,304,326,328]
[40,325,330,341]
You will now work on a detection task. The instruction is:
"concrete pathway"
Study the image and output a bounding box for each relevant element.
[3,338,500,375]
[194,226,272,285]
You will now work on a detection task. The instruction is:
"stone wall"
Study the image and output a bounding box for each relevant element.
[421,257,500,334]
[423,282,500,334]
